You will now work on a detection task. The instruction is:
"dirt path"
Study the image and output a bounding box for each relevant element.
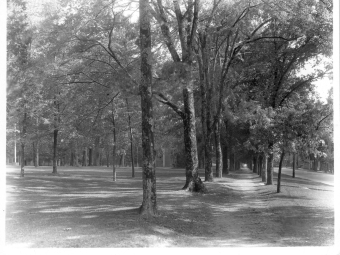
[5,166,334,247]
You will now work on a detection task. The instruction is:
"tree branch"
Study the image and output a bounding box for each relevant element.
[153,91,185,118]
[153,0,181,62]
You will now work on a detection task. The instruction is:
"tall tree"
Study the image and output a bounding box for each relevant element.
[152,0,206,192]
[139,0,158,216]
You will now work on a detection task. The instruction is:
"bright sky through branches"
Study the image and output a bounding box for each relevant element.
[21,0,335,104]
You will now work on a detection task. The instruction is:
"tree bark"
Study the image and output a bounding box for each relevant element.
[258,155,262,176]
[197,37,213,182]
[277,150,285,193]
[262,154,267,182]
[139,0,158,216]
[214,117,223,178]
[93,137,100,166]
[88,147,93,166]
[292,152,296,178]
[126,99,135,177]
[74,146,80,167]
[82,147,87,166]
[52,129,58,174]
[182,86,207,192]
[20,112,27,177]
[35,141,39,167]
[267,152,274,185]
[106,149,110,167]
[253,155,257,173]
[53,95,60,173]
[222,144,229,174]
[112,108,117,181]
[266,142,274,185]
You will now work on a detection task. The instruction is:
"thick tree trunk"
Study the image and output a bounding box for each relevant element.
[182,86,207,192]
[277,150,285,193]
[267,153,274,185]
[214,117,223,178]
[198,56,213,182]
[262,154,267,182]
[52,129,58,174]
[222,144,229,174]
[139,0,157,216]
[292,152,296,178]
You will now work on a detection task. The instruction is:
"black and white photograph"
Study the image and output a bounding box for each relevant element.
[3,0,338,251]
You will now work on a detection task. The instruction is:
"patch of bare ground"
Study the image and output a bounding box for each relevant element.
[5,165,334,247]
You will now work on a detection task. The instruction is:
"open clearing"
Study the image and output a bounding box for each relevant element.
[5,165,334,248]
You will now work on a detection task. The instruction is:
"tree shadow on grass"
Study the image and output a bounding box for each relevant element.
[5,166,334,247]
[273,173,333,188]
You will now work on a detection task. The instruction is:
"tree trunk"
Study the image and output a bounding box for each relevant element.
[106,149,110,167]
[20,112,27,177]
[182,86,207,192]
[253,155,257,173]
[127,100,135,177]
[74,147,79,167]
[214,117,223,178]
[198,53,213,182]
[314,158,318,171]
[262,154,267,182]
[258,155,262,176]
[266,141,274,185]
[20,142,25,176]
[70,152,74,166]
[35,141,39,167]
[88,147,92,166]
[52,129,58,174]
[248,157,252,171]
[93,137,100,166]
[267,152,274,185]
[222,144,229,174]
[82,147,87,166]
[112,111,117,181]
[292,152,296,178]
[277,150,285,193]
[139,0,158,216]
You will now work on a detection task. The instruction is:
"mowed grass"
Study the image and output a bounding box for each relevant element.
[6,165,211,247]
[5,165,334,248]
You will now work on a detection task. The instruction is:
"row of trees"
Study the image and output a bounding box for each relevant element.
[7,0,333,215]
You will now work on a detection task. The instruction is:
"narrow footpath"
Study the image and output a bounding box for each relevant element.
[198,167,334,247]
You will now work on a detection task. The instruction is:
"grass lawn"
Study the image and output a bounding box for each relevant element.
[5,165,334,248]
